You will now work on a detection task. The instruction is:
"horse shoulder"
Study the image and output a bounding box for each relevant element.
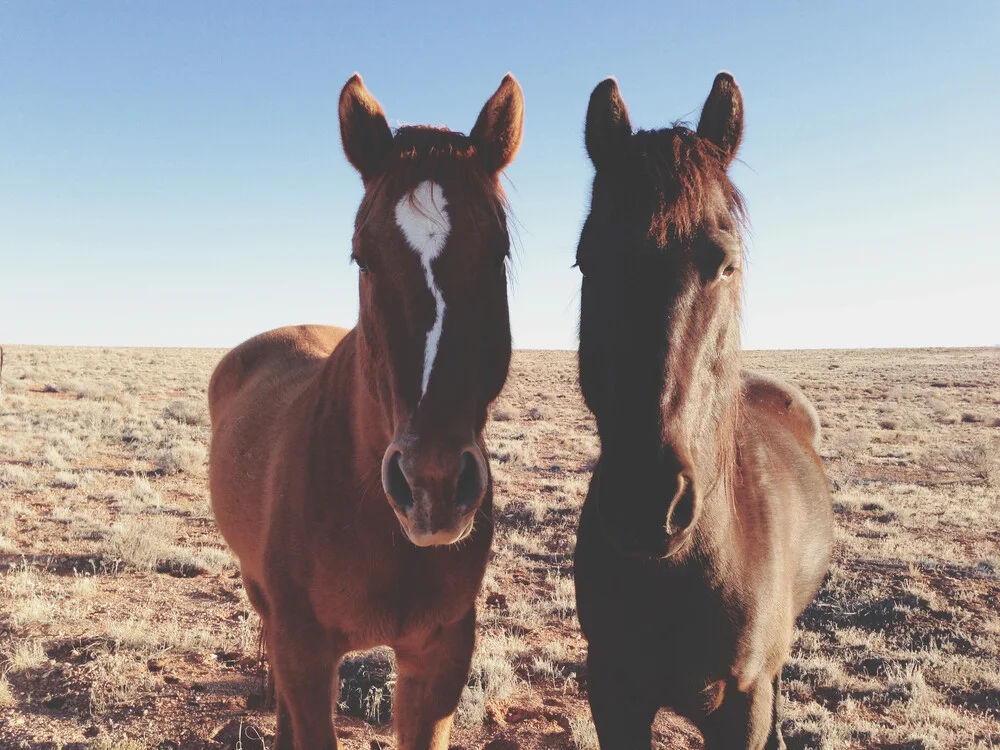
[208,325,349,421]
[208,325,352,568]
[740,370,821,452]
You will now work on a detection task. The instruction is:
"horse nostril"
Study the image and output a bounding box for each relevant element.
[454,449,485,508]
[383,450,414,510]
[666,473,695,534]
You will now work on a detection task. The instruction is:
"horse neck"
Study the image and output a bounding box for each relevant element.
[315,332,393,477]
[685,352,743,557]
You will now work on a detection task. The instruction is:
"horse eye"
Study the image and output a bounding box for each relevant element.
[719,264,736,280]
[351,253,369,273]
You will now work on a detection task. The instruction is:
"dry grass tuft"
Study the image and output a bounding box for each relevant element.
[155,438,207,475]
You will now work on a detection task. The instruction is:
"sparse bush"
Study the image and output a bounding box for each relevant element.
[0,465,34,489]
[490,403,517,422]
[2,638,47,673]
[0,675,15,708]
[464,632,518,707]
[164,399,209,426]
[114,475,163,514]
[955,439,998,486]
[569,712,600,749]
[41,446,69,469]
[829,429,870,460]
[0,436,24,459]
[525,405,555,421]
[52,471,96,490]
[87,649,159,716]
[102,517,178,572]
[337,648,396,725]
[455,682,486,727]
[498,497,547,528]
[155,439,207,475]
[489,438,534,467]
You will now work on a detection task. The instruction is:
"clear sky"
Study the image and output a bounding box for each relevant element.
[3,1,998,350]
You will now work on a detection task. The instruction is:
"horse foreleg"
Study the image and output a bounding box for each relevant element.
[585,646,658,749]
[267,600,343,750]
[767,674,787,750]
[393,608,476,750]
[699,675,780,750]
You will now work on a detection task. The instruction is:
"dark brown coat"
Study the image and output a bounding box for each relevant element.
[574,73,833,749]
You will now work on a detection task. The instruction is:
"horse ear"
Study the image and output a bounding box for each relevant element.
[585,78,631,170]
[470,73,524,174]
[697,72,744,165]
[339,74,394,183]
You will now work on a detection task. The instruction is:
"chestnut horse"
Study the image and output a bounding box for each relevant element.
[209,74,523,750]
[573,73,833,749]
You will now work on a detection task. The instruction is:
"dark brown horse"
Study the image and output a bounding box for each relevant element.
[573,73,833,749]
[208,73,523,750]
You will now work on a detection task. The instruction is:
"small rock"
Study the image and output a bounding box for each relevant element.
[545,711,571,730]
[486,592,508,609]
[42,694,67,709]
[484,740,520,750]
[504,706,538,724]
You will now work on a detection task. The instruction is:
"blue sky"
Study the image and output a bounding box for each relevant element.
[3,1,997,350]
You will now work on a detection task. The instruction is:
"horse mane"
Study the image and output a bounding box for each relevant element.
[629,125,746,246]
[355,126,510,241]
[623,126,746,501]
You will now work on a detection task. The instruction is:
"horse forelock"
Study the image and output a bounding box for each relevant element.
[355,126,510,241]
[630,126,746,247]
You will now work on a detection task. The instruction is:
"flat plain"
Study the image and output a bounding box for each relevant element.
[0,345,997,749]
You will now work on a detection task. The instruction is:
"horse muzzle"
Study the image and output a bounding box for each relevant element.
[381,439,488,547]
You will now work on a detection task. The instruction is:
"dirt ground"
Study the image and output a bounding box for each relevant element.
[0,345,997,749]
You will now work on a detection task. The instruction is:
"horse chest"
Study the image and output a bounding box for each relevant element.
[306,534,486,649]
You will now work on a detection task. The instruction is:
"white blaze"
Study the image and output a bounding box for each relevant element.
[394,180,451,400]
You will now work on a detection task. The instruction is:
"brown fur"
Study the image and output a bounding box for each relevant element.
[573,74,833,749]
[209,74,523,750]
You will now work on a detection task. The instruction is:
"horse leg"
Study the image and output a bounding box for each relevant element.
[585,646,658,749]
[392,609,476,750]
[698,676,777,750]
[242,575,278,711]
[267,598,343,750]
[767,674,786,750]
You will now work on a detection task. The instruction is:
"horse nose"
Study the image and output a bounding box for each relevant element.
[454,447,489,509]
[381,443,488,511]
[382,446,414,511]
[381,441,489,546]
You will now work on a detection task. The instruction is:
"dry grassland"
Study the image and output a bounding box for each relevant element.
[0,345,997,748]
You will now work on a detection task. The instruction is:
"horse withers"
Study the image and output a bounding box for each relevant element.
[573,73,833,749]
[208,74,523,750]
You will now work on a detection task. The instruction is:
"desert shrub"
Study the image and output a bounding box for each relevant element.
[490,403,517,422]
[155,439,206,475]
[525,405,555,421]
[101,517,177,572]
[163,399,209,426]
[337,648,396,725]
[569,712,600,749]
